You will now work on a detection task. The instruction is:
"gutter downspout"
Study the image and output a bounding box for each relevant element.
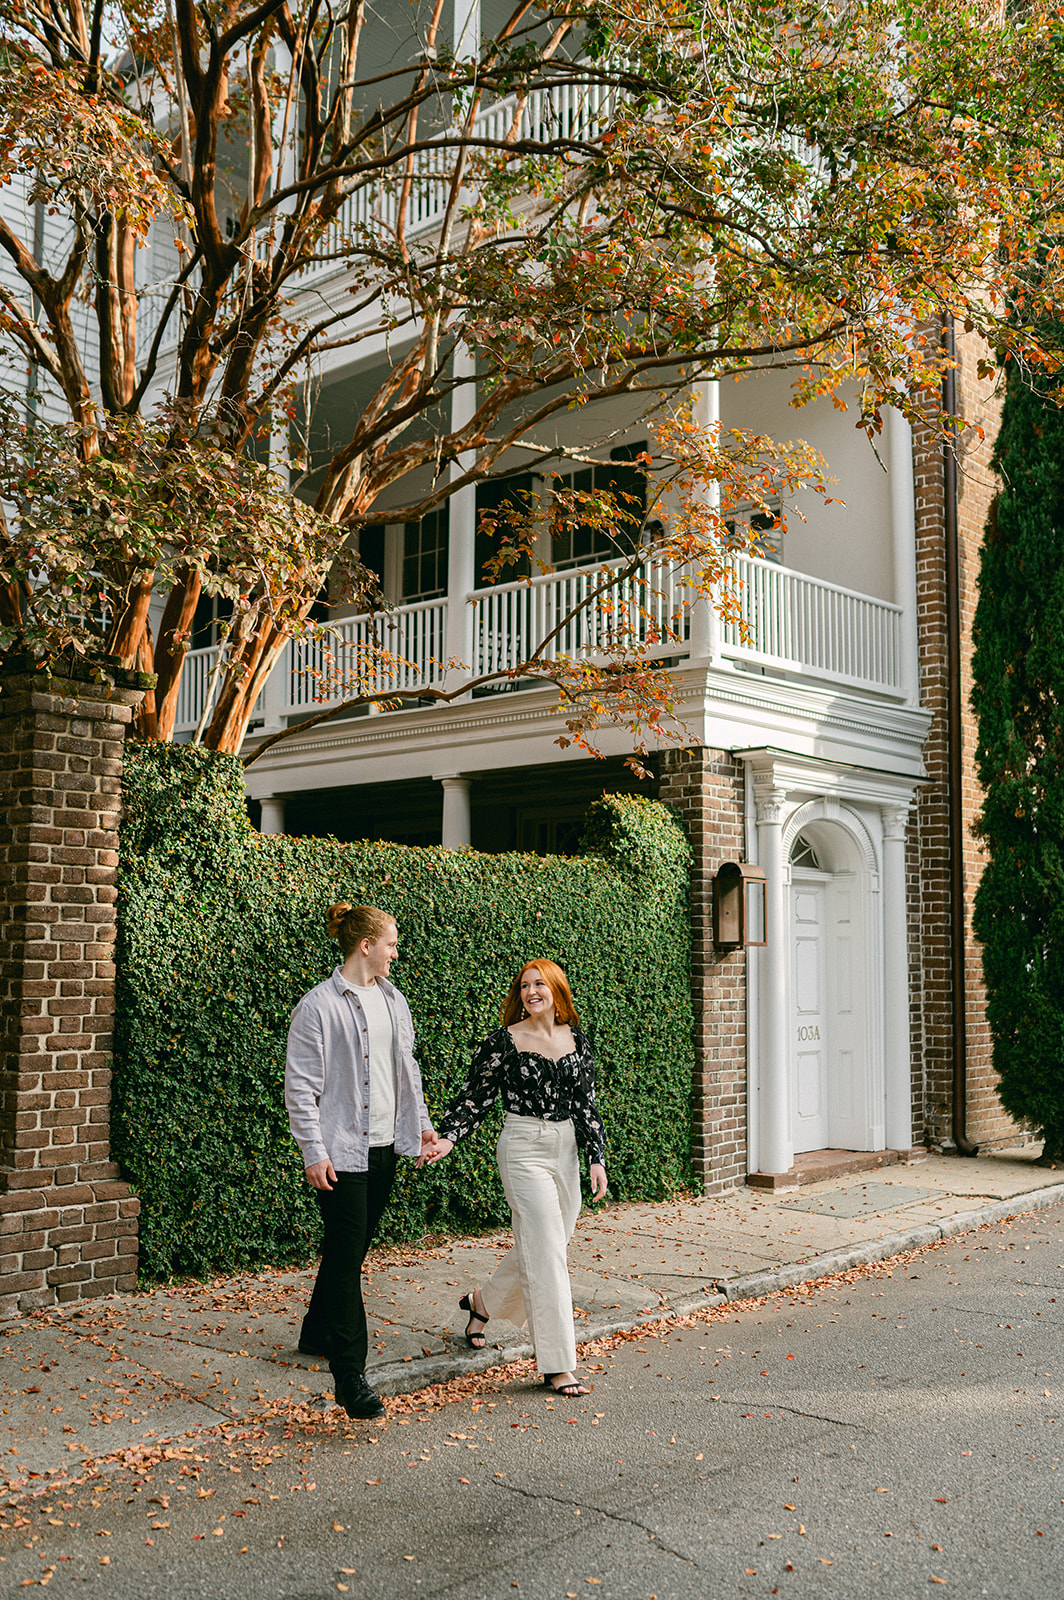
[943,314,978,1156]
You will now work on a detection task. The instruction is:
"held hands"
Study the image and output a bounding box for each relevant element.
[589,1163,608,1202]
[418,1134,454,1168]
[416,1130,454,1169]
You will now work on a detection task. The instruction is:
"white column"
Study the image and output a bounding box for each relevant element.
[755,776,791,1175]
[453,0,480,53]
[886,406,920,707]
[259,795,286,835]
[257,651,287,734]
[687,375,721,664]
[445,345,477,695]
[438,774,472,849]
[882,801,913,1151]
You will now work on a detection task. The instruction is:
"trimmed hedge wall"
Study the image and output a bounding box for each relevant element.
[114,743,695,1280]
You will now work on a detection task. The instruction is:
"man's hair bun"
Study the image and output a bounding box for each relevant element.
[325,901,354,939]
[324,903,394,955]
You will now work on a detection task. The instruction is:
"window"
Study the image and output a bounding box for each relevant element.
[517,809,587,855]
[190,592,233,650]
[790,833,823,870]
[726,503,783,563]
[550,443,647,570]
[402,504,449,600]
[475,474,535,587]
[358,525,386,587]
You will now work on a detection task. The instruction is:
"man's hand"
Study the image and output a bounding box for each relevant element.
[419,1135,454,1166]
[305,1158,337,1191]
[415,1129,439,1170]
[589,1163,608,1201]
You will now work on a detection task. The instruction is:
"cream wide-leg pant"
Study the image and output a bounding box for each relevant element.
[479,1114,582,1376]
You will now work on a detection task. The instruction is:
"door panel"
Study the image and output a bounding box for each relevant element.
[827,874,871,1147]
[791,879,828,1152]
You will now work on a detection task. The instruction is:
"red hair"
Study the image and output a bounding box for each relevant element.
[500,960,580,1027]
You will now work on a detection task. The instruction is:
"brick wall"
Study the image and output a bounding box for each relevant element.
[911,327,1018,1151]
[0,660,147,1317]
[659,747,748,1192]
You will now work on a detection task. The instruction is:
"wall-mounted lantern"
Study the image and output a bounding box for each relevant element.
[712,861,768,948]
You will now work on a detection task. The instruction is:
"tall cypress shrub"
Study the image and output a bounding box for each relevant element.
[972,362,1064,1160]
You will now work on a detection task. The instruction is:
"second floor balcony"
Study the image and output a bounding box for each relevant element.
[174,552,908,740]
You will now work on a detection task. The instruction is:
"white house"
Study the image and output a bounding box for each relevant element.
[0,0,1017,1190]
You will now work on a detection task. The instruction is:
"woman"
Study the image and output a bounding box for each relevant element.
[426,959,607,1398]
[285,903,436,1419]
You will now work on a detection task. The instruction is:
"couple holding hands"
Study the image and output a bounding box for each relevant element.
[284,903,608,1421]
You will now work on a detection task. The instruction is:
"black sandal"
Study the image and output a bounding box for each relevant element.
[459,1291,489,1349]
[543,1373,590,1396]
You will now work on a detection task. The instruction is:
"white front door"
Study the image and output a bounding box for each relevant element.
[791,877,829,1152]
[825,874,872,1148]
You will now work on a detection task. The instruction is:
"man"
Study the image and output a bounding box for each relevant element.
[285,903,436,1419]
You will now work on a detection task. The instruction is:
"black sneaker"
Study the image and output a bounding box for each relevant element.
[337,1372,386,1420]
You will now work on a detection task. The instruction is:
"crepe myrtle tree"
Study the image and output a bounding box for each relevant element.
[4,0,1064,757]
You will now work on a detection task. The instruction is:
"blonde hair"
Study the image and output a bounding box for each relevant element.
[500,959,580,1027]
[325,903,395,958]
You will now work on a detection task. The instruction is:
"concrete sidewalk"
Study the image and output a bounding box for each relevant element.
[3,1149,1063,1488]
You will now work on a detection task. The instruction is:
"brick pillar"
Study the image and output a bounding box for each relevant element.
[911,329,1014,1151]
[660,747,748,1193]
[0,659,148,1316]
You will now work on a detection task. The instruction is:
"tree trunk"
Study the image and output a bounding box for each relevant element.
[204,612,282,754]
[152,570,204,741]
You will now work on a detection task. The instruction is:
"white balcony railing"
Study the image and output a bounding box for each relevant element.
[172,642,269,737]
[172,556,906,737]
[138,76,619,358]
[284,596,447,712]
[172,595,447,736]
[720,552,903,695]
[471,557,688,680]
[173,643,220,735]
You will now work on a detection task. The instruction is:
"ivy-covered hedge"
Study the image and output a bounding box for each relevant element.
[114,743,695,1280]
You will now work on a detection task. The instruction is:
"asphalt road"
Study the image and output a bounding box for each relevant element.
[2,1206,1062,1600]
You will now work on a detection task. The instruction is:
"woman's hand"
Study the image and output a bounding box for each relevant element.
[418,1135,454,1168]
[589,1163,608,1201]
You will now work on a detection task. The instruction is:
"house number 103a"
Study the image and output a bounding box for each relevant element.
[797,1025,821,1041]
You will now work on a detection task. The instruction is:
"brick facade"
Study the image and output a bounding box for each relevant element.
[663,327,1021,1187]
[659,747,748,1192]
[911,331,1018,1152]
[0,660,147,1317]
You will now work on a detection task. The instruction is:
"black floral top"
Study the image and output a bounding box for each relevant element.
[438,1027,606,1166]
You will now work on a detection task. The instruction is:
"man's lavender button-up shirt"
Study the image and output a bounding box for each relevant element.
[284,968,433,1170]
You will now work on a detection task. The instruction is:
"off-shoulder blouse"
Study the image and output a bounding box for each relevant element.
[437,1026,606,1166]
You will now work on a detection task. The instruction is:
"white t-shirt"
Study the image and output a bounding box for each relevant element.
[349,981,396,1147]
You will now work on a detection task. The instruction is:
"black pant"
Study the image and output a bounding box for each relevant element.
[302,1146,397,1384]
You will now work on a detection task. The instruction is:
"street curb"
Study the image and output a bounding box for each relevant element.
[713,1181,1064,1303]
[371,1181,1064,1396]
